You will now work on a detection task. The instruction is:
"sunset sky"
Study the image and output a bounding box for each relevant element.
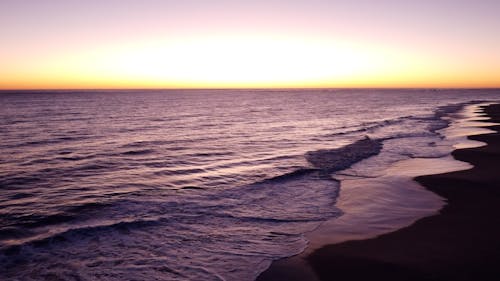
[1,0,499,89]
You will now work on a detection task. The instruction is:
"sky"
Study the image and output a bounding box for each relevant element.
[1,0,499,89]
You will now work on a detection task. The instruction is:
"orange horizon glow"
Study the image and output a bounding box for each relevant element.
[1,1,499,90]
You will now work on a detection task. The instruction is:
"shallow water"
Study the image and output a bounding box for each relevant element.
[1,89,499,280]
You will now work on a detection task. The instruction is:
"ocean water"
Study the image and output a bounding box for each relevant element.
[1,89,499,280]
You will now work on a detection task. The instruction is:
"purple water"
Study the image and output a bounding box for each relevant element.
[1,89,499,280]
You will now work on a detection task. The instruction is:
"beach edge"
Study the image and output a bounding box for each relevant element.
[258,103,500,281]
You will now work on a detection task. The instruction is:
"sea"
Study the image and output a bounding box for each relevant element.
[1,89,499,280]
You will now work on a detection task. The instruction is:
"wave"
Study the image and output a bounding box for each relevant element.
[0,201,112,232]
[2,135,91,149]
[306,137,383,173]
[120,149,155,156]
[262,168,319,182]
[0,217,163,255]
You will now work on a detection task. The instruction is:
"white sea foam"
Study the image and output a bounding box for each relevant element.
[303,102,496,254]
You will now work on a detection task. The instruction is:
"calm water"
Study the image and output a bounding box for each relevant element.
[1,89,499,280]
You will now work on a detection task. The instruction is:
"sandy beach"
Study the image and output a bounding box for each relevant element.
[258,103,500,281]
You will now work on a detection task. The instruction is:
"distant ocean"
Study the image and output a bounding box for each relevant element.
[1,89,499,280]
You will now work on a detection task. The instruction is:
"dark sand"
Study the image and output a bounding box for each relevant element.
[258,104,500,281]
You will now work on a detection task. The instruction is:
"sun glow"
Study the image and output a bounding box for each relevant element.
[1,35,433,89]
[1,1,500,89]
[105,36,381,85]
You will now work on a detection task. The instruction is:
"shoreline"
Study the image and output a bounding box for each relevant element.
[258,103,500,280]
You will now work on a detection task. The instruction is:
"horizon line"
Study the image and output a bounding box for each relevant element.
[1,86,500,92]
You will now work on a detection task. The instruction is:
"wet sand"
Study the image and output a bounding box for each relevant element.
[258,103,500,281]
